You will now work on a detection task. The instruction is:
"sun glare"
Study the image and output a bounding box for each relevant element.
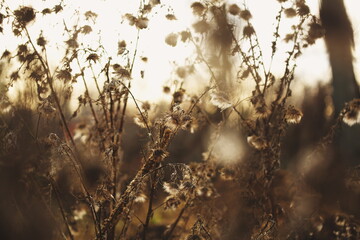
[2,0,360,107]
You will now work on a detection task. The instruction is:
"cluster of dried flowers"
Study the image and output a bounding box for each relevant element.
[1,0,360,239]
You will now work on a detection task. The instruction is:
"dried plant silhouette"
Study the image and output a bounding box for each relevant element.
[1,0,360,240]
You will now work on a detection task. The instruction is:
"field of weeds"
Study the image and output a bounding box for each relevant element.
[1,0,360,239]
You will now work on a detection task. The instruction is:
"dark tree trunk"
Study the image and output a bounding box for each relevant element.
[320,0,360,115]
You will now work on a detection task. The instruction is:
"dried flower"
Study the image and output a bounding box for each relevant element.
[151,148,169,162]
[118,40,127,55]
[136,17,149,29]
[163,182,179,195]
[285,105,303,124]
[65,38,79,49]
[192,20,210,34]
[1,50,11,59]
[284,8,297,18]
[228,4,241,16]
[14,6,36,25]
[219,168,236,181]
[84,10,97,21]
[42,8,52,15]
[81,25,92,34]
[191,2,206,16]
[56,69,72,81]
[180,31,191,42]
[343,99,360,126]
[166,14,177,20]
[113,64,130,78]
[53,5,63,13]
[134,193,147,203]
[86,53,99,63]
[307,22,325,44]
[163,86,171,93]
[209,90,232,111]
[247,135,268,150]
[297,3,310,16]
[165,33,178,47]
[73,209,87,221]
[255,104,271,118]
[243,25,255,38]
[125,13,137,26]
[284,33,295,42]
[164,196,181,210]
[173,88,185,103]
[48,133,61,145]
[36,36,47,47]
[240,10,252,20]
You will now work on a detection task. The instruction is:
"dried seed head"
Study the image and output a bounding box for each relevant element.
[48,133,61,145]
[151,148,169,162]
[219,168,236,181]
[228,4,241,16]
[192,20,211,34]
[134,193,147,203]
[343,99,360,126]
[243,25,255,38]
[172,89,185,103]
[209,90,232,111]
[136,17,149,29]
[191,2,206,16]
[73,208,87,221]
[180,31,191,42]
[163,182,179,195]
[240,10,252,20]
[284,8,297,18]
[165,33,178,47]
[134,115,150,128]
[307,22,325,44]
[297,3,310,16]
[255,104,271,119]
[166,14,177,21]
[14,6,36,25]
[285,105,303,124]
[164,196,181,210]
[247,135,268,150]
[36,36,47,47]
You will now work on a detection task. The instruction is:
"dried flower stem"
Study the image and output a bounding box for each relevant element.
[23,26,76,147]
[50,177,75,240]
